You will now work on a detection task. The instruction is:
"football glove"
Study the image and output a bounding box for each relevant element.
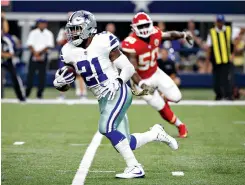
[53,67,75,88]
[131,83,156,96]
[101,78,121,100]
[141,83,155,95]
[131,88,150,96]
[131,80,155,96]
[183,31,194,46]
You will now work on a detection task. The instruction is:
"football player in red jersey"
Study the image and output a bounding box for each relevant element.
[122,12,193,138]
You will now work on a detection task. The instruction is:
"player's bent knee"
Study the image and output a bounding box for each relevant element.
[146,91,165,111]
[171,90,182,103]
[165,86,182,103]
[98,125,107,135]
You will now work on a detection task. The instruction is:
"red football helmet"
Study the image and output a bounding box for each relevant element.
[131,12,153,38]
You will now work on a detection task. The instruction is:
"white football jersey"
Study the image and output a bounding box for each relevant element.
[61,31,120,98]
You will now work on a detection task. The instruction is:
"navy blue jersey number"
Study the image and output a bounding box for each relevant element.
[76,57,108,86]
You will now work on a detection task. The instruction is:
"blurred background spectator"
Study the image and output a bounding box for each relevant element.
[1,12,9,33]
[157,22,166,32]
[25,19,54,99]
[233,30,245,73]
[105,23,116,35]
[1,15,25,101]
[206,15,240,100]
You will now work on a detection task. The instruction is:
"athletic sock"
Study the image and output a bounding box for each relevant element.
[174,118,183,127]
[159,102,183,127]
[105,130,139,167]
[115,139,139,167]
[130,131,156,150]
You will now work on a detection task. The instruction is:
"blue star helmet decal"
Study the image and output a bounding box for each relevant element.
[83,13,89,20]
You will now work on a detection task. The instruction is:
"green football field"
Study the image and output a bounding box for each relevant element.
[0,87,226,100]
[2,100,245,185]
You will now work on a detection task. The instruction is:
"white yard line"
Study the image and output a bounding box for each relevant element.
[89,170,115,173]
[2,98,245,106]
[70,144,89,146]
[70,143,110,146]
[13,141,25,145]
[71,131,103,185]
[172,171,184,176]
[233,121,245,124]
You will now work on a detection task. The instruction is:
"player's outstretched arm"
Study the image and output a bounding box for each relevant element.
[123,52,155,96]
[162,31,193,45]
[109,48,135,84]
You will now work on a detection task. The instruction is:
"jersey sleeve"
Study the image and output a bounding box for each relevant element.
[60,44,73,64]
[107,32,120,52]
[121,36,137,54]
[97,31,120,53]
[153,26,163,42]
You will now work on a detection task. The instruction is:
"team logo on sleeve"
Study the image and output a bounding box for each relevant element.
[154,39,159,46]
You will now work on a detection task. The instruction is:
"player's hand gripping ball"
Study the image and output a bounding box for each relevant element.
[54,65,76,92]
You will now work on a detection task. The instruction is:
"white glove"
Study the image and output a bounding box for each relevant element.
[101,78,121,100]
[53,67,75,88]
[182,31,194,46]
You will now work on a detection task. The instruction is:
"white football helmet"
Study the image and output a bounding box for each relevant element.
[65,10,97,46]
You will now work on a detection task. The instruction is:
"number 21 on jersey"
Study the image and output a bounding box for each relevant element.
[76,57,108,87]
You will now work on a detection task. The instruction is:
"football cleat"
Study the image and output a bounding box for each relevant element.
[150,124,179,150]
[115,164,145,179]
[178,124,188,138]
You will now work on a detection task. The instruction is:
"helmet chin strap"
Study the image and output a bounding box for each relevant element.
[72,38,83,46]
[75,37,92,49]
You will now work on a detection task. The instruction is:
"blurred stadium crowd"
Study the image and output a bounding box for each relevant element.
[1,10,245,100]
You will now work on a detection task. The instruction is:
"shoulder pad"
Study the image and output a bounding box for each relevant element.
[121,36,137,53]
[96,31,120,52]
[153,26,161,34]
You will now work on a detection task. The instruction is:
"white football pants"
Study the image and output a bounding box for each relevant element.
[135,67,182,111]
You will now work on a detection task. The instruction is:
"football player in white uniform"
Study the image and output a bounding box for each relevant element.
[53,10,178,179]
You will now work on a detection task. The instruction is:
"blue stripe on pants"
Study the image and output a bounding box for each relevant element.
[106,84,127,133]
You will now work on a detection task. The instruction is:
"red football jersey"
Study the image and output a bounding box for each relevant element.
[122,26,163,79]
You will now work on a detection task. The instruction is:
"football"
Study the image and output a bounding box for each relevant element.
[55,65,76,92]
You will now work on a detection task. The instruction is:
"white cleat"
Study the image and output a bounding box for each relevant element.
[115,164,145,179]
[150,124,179,150]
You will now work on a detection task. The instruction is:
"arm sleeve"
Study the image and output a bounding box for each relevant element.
[113,52,135,84]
